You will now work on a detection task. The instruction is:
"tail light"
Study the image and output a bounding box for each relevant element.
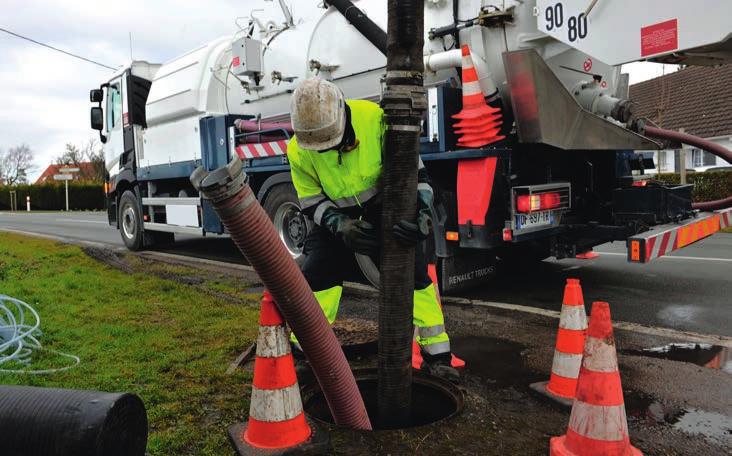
[516,191,562,213]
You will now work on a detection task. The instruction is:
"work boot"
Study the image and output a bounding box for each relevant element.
[422,352,461,384]
[291,342,314,383]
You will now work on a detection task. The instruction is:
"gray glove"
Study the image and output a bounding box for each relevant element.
[322,208,379,255]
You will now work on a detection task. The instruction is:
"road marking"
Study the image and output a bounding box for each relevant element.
[598,251,732,263]
[54,218,108,225]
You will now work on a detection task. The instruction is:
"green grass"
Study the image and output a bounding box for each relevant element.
[721,227,732,234]
[0,234,260,455]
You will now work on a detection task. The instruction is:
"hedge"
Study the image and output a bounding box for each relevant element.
[653,170,732,202]
[0,183,105,211]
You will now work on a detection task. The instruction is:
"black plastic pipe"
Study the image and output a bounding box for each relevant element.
[327,0,387,55]
[0,386,148,456]
[643,125,732,210]
[191,159,371,430]
[377,0,426,427]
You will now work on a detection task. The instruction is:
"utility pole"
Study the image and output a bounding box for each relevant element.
[378,0,426,426]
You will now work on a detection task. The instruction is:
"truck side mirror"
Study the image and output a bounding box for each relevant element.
[91,107,104,130]
[91,107,107,143]
[90,89,103,103]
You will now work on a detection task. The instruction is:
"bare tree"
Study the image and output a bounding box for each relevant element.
[55,143,84,166]
[54,139,105,182]
[0,144,35,185]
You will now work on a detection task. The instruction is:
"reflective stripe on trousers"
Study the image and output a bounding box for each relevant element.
[414,283,450,355]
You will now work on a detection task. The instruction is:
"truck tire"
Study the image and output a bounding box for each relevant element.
[263,184,309,266]
[118,190,145,251]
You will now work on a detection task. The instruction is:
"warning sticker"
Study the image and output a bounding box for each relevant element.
[641,19,678,57]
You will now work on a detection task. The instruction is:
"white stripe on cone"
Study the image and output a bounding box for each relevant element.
[249,383,304,422]
[568,401,629,441]
[558,305,587,330]
[256,326,291,358]
[551,350,583,379]
[582,337,619,372]
[462,80,483,96]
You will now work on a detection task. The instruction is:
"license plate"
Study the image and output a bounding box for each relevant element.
[516,210,554,229]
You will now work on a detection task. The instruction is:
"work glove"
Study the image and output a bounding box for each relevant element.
[321,208,379,256]
[392,188,433,246]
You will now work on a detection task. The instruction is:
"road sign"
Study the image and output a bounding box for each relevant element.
[58,167,80,173]
[53,174,73,181]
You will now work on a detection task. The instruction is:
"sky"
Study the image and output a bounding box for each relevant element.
[0,1,678,182]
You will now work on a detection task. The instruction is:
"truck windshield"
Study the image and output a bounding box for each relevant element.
[106,83,122,131]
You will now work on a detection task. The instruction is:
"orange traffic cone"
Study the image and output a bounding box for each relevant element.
[228,291,329,455]
[550,302,642,456]
[412,264,466,370]
[531,278,587,406]
[452,44,504,148]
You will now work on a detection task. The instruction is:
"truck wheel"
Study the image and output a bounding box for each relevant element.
[263,184,309,265]
[118,190,145,251]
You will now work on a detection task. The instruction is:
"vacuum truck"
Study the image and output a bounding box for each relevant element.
[89,0,732,292]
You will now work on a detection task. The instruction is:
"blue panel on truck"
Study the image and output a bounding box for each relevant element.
[200,116,230,172]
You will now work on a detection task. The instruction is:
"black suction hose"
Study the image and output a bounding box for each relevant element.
[0,386,148,456]
[326,0,387,55]
[377,0,426,427]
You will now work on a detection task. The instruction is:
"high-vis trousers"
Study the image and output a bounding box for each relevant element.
[291,226,450,356]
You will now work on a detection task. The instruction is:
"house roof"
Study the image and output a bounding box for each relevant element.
[629,64,732,139]
[35,162,98,185]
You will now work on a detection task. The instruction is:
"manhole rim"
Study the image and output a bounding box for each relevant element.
[301,367,465,431]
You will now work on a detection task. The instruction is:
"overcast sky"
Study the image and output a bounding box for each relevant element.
[1,0,676,182]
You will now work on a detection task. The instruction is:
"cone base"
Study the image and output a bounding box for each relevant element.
[529,381,574,408]
[550,435,643,456]
[228,418,330,455]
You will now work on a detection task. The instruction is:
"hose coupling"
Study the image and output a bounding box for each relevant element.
[190,156,249,204]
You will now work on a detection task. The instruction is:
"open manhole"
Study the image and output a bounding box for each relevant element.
[302,368,463,430]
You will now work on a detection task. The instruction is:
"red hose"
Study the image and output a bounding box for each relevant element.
[192,159,371,431]
[234,119,293,134]
[643,125,732,210]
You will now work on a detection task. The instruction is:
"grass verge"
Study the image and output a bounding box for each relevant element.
[0,233,260,455]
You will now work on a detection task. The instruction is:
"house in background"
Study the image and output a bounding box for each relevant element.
[630,64,732,173]
[34,162,98,184]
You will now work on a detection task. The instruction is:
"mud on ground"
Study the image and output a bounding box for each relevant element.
[85,248,731,455]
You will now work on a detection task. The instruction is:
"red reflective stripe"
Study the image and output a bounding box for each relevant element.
[235,146,247,159]
[586,302,613,339]
[463,67,479,81]
[262,142,276,156]
[547,373,579,398]
[244,413,311,448]
[555,328,585,354]
[252,355,298,390]
[657,231,671,257]
[564,428,630,455]
[575,369,624,406]
[463,92,485,106]
[646,237,655,260]
[259,292,284,325]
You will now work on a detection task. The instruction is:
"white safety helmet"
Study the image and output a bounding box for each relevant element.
[290,78,346,151]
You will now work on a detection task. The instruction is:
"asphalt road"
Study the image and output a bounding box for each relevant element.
[1,210,730,337]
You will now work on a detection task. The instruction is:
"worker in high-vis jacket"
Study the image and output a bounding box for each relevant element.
[287,77,458,381]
